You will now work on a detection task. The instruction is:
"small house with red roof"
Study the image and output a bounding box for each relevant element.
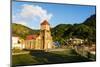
[25,34,41,49]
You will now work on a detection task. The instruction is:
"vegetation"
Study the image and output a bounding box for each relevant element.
[51,14,96,45]
[12,23,39,39]
[12,14,96,67]
[12,14,96,45]
[12,48,92,67]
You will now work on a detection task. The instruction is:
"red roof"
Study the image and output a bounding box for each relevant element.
[41,20,49,25]
[26,35,38,40]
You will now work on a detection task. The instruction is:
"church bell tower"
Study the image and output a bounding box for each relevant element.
[40,20,53,50]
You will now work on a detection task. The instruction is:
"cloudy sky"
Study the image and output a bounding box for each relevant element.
[12,1,96,29]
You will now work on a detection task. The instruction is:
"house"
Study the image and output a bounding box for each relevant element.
[25,35,41,50]
[71,38,84,45]
[67,38,84,46]
[89,44,96,55]
[12,36,25,49]
[12,20,55,51]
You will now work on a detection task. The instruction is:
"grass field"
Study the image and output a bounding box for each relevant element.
[12,48,95,67]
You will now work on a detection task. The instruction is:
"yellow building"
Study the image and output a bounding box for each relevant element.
[25,20,54,50]
[25,35,41,50]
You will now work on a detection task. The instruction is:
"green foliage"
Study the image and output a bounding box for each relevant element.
[12,54,38,66]
[83,14,96,29]
[51,24,72,45]
[83,14,96,42]
[12,23,39,39]
[12,14,96,44]
[73,24,93,39]
[51,14,96,45]
[12,49,91,66]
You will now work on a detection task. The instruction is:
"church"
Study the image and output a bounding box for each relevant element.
[24,20,55,50]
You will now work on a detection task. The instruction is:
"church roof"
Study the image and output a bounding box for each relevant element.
[26,35,38,40]
[41,20,50,25]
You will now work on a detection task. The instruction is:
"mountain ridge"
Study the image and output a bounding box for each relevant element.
[12,14,96,44]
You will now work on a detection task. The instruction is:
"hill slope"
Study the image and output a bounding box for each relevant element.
[12,23,39,39]
[12,14,96,44]
[51,14,96,44]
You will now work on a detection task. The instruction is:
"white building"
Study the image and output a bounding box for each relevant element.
[69,38,84,45]
[12,36,25,49]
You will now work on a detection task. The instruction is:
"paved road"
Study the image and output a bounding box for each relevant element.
[48,48,67,52]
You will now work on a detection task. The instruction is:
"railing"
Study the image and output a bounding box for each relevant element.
[73,45,96,61]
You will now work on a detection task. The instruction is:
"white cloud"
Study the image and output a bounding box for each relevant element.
[12,15,16,20]
[20,4,53,22]
[12,4,53,29]
[12,15,16,21]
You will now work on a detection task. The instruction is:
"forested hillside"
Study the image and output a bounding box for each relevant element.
[12,23,39,39]
[51,14,96,44]
[12,14,96,44]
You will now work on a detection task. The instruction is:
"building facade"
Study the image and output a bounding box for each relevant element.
[25,35,41,50]
[12,36,25,49]
[24,20,54,50]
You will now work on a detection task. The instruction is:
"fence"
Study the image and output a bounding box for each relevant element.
[73,45,96,61]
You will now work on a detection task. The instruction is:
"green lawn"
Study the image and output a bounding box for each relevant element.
[12,48,95,67]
